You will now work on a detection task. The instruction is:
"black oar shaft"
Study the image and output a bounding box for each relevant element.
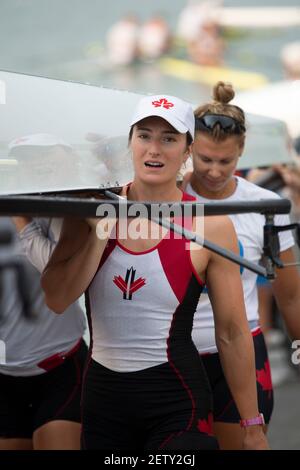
[0,195,291,217]
[154,217,267,277]
[104,190,267,278]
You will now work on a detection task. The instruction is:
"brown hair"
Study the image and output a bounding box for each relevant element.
[194,81,246,144]
[128,126,193,148]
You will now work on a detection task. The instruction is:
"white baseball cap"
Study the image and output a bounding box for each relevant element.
[130,94,195,140]
[8,133,72,151]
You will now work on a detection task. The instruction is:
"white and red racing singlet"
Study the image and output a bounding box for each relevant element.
[87,193,204,372]
[186,176,294,354]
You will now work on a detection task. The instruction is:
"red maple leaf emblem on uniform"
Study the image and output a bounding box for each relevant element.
[152,98,174,109]
[113,275,146,295]
[256,360,273,399]
[197,412,213,435]
[113,267,146,300]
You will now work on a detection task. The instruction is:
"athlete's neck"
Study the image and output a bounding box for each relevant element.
[128,181,182,202]
[190,174,237,200]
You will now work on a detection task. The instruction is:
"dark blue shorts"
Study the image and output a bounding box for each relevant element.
[201,329,274,424]
[0,340,88,438]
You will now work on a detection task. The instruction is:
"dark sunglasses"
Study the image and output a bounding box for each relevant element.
[195,114,246,134]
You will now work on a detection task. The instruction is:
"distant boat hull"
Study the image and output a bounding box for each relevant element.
[217,7,300,28]
[159,57,268,90]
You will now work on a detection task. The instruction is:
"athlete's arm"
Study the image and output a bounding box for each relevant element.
[41,216,114,313]
[13,217,57,272]
[271,247,300,340]
[192,216,269,450]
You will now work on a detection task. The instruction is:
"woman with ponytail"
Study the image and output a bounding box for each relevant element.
[183,81,300,449]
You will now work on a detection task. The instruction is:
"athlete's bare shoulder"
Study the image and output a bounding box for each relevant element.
[192,214,235,246]
[203,215,235,248]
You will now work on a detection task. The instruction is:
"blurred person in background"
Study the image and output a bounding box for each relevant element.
[182,81,300,449]
[245,138,300,359]
[246,136,300,338]
[187,19,224,67]
[177,0,223,66]
[138,14,171,61]
[281,41,300,81]
[274,155,300,218]
[106,14,139,66]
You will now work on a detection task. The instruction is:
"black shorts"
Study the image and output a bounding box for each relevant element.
[0,340,88,439]
[81,358,219,451]
[201,329,274,424]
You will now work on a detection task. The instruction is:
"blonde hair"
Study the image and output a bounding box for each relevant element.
[194,81,246,144]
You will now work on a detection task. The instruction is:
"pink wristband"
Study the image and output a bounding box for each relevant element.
[240,413,265,428]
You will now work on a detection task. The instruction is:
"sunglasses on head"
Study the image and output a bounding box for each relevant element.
[195,114,246,134]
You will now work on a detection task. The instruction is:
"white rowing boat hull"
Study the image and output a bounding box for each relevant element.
[0,70,294,196]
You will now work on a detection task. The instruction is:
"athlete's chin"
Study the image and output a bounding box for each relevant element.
[202,179,226,193]
[206,185,224,193]
[138,173,171,185]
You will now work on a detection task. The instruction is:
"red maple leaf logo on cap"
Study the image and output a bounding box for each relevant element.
[197,412,213,435]
[152,98,174,109]
[256,360,273,398]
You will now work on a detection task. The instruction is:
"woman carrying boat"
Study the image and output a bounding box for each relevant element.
[41,93,269,450]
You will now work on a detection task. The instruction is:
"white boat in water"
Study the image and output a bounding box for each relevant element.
[217,7,300,28]
[177,3,300,33]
